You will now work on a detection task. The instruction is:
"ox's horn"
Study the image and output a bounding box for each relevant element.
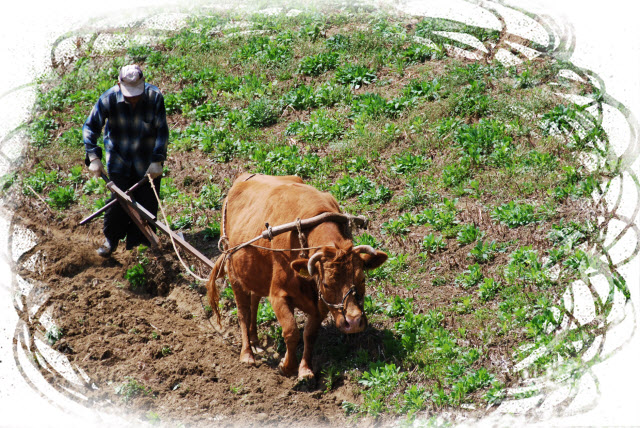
[353,245,377,255]
[307,251,324,277]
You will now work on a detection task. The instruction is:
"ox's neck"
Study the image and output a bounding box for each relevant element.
[306,221,351,250]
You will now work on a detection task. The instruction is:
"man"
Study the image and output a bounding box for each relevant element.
[83,64,169,257]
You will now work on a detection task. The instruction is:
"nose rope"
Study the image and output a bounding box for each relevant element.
[316,279,360,320]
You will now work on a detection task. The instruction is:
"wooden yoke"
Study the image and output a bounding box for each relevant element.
[107,182,160,248]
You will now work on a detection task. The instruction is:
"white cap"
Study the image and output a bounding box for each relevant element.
[118,64,145,97]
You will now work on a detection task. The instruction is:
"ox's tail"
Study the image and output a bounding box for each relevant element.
[206,255,226,325]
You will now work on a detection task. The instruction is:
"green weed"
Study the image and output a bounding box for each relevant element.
[389,152,430,175]
[456,224,481,245]
[298,52,339,76]
[335,64,377,89]
[422,233,446,253]
[124,263,146,290]
[23,168,60,195]
[455,263,483,288]
[203,222,221,240]
[245,98,281,128]
[47,185,76,210]
[478,278,500,301]
[115,377,152,402]
[257,299,277,324]
[469,240,497,263]
[491,201,537,228]
[45,325,64,345]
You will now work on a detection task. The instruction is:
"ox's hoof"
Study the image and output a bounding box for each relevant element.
[297,366,315,381]
[277,361,297,377]
[240,350,256,366]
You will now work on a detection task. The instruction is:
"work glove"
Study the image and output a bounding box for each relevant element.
[87,154,106,178]
[146,162,163,179]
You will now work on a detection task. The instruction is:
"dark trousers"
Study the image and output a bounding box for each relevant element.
[103,173,162,250]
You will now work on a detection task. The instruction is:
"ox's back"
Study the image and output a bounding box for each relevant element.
[225,173,341,246]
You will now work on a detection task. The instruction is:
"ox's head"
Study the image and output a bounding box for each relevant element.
[291,244,387,334]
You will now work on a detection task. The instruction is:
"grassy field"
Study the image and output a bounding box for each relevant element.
[5,3,629,425]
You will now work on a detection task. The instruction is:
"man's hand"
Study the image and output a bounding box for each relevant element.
[146,162,163,179]
[88,154,106,178]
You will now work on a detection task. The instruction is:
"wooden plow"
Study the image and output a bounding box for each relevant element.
[80,177,216,270]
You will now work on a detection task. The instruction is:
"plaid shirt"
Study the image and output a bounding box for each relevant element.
[83,83,169,177]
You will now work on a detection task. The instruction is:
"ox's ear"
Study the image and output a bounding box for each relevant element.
[290,258,312,278]
[355,247,388,270]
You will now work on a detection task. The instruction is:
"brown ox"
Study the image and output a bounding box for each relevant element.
[206,173,387,380]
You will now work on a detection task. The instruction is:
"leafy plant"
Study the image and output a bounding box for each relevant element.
[389,152,430,175]
[401,43,439,64]
[455,263,483,288]
[382,218,410,236]
[45,325,64,345]
[456,224,481,245]
[491,201,537,228]
[353,232,379,248]
[47,185,76,210]
[422,233,446,253]
[29,115,57,148]
[403,78,442,100]
[257,299,277,324]
[23,168,60,194]
[252,145,322,178]
[330,175,374,200]
[171,214,193,230]
[417,202,458,232]
[115,378,152,402]
[197,183,224,209]
[190,101,226,122]
[203,221,221,239]
[298,52,339,76]
[351,93,407,118]
[451,80,491,118]
[504,246,551,288]
[442,160,471,188]
[478,277,500,301]
[469,240,497,263]
[282,84,316,110]
[287,110,344,143]
[314,82,351,107]
[245,98,281,127]
[326,34,350,50]
[483,382,506,405]
[335,64,377,89]
[384,296,414,317]
[124,263,146,290]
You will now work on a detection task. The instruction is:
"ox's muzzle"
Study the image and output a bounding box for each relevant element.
[319,285,367,333]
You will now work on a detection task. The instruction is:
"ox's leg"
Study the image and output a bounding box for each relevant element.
[249,293,261,350]
[298,312,322,380]
[270,295,299,377]
[232,284,255,365]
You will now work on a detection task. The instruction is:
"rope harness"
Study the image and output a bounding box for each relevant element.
[317,282,363,319]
